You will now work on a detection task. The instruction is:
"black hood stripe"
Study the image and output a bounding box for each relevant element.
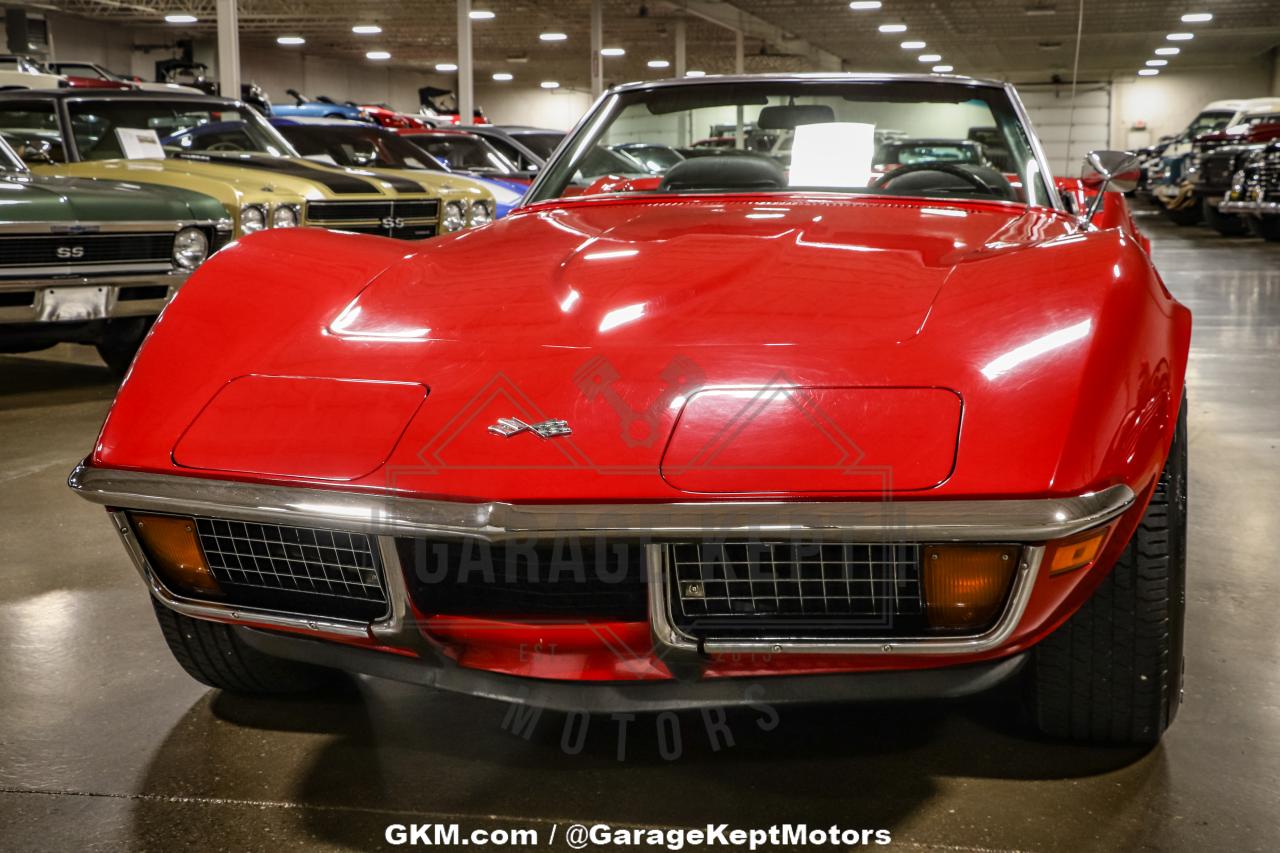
[352,169,432,194]
[176,154,383,194]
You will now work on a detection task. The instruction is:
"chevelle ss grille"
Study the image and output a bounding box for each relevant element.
[668,542,928,638]
[1200,151,1242,192]
[0,233,175,271]
[305,200,440,240]
[195,518,388,620]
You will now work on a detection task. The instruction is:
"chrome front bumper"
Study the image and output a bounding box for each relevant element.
[68,462,1137,659]
[0,271,188,325]
[1218,200,1280,214]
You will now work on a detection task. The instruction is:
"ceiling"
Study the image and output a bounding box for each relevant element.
[39,0,1280,87]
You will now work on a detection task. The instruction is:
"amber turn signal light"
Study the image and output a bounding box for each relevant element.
[129,513,222,595]
[923,544,1019,631]
[1045,526,1110,575]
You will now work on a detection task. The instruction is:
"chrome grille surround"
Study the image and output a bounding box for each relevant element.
[194,517,388,620]
[304,199,440,240]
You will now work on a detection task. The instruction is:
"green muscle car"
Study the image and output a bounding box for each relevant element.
[0,134,230,375]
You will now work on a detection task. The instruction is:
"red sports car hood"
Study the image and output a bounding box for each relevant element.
[96,193,1187,503]
[332,196,1055,348]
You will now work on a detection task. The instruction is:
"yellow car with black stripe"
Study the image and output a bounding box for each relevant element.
[0,89,494,240]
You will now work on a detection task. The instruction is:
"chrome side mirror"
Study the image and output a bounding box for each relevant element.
[22,138,56,165]
[1078,149,1141,227]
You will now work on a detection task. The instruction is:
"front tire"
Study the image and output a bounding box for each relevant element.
[1249,215,1280,242]
[1029,398,1187,745]
[1202,199,1249,236]
[152,599,338,694]
[95,317,151,377]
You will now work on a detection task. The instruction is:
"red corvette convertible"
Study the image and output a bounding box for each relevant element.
[70,75,1190,745]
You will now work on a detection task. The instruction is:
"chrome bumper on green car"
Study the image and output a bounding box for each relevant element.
[0,271,189,325]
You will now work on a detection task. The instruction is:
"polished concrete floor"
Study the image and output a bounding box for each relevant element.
[2,211,1278,852]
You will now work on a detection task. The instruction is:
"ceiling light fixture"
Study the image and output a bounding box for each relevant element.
[647,59,670,68]
[685,70,706,77]
[164,14,197,24]
[848,1,882,9]
[932,64,954,72]
[601,47,626,57]
[1180,13,1212,23]
[435,63,458,72]
[1154,46,1180,55]
[469,10,495,19]
[352,25,382,34]
[901,41,926,49]
[540,32,568,41]
[1146,59,1167,67]
[366,50,391,60]
[540,80,561,89]
[917,53,942,62]
[276,36,305,45]
[1166,32,1194,41]
[878,23,908,33]
[1138,69,1159,76]
[492,72,513,81]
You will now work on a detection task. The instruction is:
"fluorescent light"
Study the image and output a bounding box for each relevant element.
[492,72,513,81]
[917,54,942,62]
[1180,13,1212,23]
[164,14,197,24]
[540,32,567,41]
[276,36,305,45]
[435,63,458,72]
[1146,59,1167,67]
[1138,69,1159,76]
[900,40,926,49]
[352,25,382,34]
[1166,32,1194,41]
[647,59,670,68]
[932,65,954,72]
[1155,47,1180,55]
[600,47,626,57]
[469,10,495,19]
[540,80,560,89]
[366,50,391,60]
[849,1,882,9]
[685,70,706,77]
[878,23,907,33]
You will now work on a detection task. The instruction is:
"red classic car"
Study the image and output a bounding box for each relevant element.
[69,75,1190,746]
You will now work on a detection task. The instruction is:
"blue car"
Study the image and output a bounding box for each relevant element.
[270,90,372,123]
[268,117,523,217]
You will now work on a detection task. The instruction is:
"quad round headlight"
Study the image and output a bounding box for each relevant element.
[271,204,300,228]
[442,200,466,232]
[172,227,209,270]
[467,200,493,228]
[240,204,266,233]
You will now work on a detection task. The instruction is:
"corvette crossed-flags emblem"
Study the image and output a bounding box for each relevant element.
[487,417,573,439]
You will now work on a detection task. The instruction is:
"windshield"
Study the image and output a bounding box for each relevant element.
[277,124,444,171]
[402,133,517,174]
[1188,111,1235,137]
[0,135,28,170]
[513,131,563,160]
[528,80,1052,207]
[65,99,294,160]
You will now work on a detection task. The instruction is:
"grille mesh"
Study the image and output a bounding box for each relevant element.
[0,233,174,268]
[195,518,387,620]
[668,542,925,638]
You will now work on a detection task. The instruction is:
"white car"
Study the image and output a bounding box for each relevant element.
[0,54,62,89]
[45,60,204,94]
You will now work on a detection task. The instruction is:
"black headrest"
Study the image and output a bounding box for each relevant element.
[659,155,786,192]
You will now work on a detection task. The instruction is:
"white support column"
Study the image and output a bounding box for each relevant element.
[458,0,474,124]
[216,0,240,98]
[590,0,603,98]
[675,18,687,77]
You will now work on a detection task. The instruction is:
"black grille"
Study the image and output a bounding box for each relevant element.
[336,222,438,239]
[1259,152,1280,194]
[398,537,648,620]
[1200,151,1241,192]
[668,542,927,639]
[195,518,388,621]
[0,233,174,268]
[305,199,440,223]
